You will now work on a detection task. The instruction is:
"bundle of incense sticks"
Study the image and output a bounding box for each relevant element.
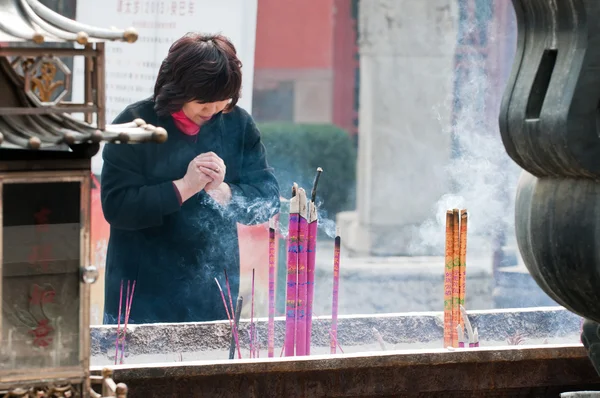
[215,272,242,359]
[114,279,135,365]
[443,208,468,348]
[283,168,324,357]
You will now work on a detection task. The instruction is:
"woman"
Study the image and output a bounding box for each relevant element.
[100,33,280,324]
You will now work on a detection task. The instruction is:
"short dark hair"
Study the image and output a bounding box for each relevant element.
[153,33,242,117]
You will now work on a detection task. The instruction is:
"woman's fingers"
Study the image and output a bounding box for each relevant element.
[195,161,221,172]
[199,166,220,179]
[196,152,225,168]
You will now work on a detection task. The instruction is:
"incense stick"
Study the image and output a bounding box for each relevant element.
[329,330,344,354]
[120,280,135,364]
[443,210,454,348]
[330,227,341,354]
[215,278,233,322]
[310,167,323,203]
[114,280,124,365]
[295,188,309,356]
[215,277,241,359]
[306,202,318,355]
[306,167,322,355]
[255,328,261,358]
[459,210,468,317]
[451,209,460,347]
[224,269,242,359]
[250,268,256,358]
[229,296,243,360]
[268,218,276,358]
[284,184,299,356]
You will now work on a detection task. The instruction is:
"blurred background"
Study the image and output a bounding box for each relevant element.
[41,0,554,324]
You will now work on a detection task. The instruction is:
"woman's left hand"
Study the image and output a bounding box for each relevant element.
[196,152,226,192]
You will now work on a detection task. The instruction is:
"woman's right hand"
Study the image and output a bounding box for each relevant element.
[173,158,214,202]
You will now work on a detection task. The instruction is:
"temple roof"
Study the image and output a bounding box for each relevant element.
[0,57,166,150]
[0,0,138,44]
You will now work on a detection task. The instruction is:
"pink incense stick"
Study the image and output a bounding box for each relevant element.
[295,188,309,356]
[268,218,276,357]
[250,268,256,358]
[255,328,260,358]
[215,277,241,359]
[224,270,242,359]
[330,227,341,354]
[306,202,318,355]
[114,280,124,365]
[329,330,344,354]
[305,167,322,356]
[284,184,300,357]
[120,280,135,364]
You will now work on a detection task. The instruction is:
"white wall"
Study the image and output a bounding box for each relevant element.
[71,0,258,174]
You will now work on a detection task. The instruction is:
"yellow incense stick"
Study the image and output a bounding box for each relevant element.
[443,210,454,348]
[451,209,460,348]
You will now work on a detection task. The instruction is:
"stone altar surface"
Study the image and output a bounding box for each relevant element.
[91,307,581,365]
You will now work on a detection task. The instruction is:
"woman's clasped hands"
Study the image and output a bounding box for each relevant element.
[174,152,228,203]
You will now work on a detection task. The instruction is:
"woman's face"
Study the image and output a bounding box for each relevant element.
[182,100,230,125]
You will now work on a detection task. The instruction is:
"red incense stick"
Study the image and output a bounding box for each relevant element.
[268,218,276,358]
[114,280,124,365]
[250,268,256,358]
[215,277,241,359]
[284,184,299,356]
[330,227,341,354]
[295,188,309,356]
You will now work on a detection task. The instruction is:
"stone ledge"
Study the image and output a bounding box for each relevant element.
[91,307,582,361]
[92,345,600,398]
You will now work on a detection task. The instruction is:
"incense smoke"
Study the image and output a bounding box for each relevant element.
[410,3,519,258]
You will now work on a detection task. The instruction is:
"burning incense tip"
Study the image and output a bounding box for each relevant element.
[269,218,276,229]
[335,226,340,237]
[214,278,223,292]
[311,168,323,202]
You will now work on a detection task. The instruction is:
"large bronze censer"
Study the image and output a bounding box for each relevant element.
[0,0,166,396]
[500,0,600,376]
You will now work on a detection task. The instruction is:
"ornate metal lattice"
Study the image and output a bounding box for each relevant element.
[9,56,72,106]
[1,382,81,397]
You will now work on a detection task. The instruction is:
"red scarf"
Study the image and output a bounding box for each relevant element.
[171,109,200,135]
